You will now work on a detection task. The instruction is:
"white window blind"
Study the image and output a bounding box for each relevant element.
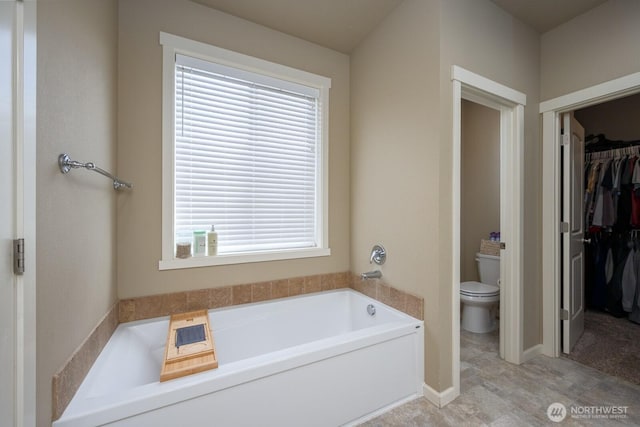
[174,54,321,255]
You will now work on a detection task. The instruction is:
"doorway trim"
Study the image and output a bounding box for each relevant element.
[16,1,37,425]
[540,72,640,357]
[450,66,525,403]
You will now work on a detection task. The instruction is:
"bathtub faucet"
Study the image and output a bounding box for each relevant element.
[361,270,382,280]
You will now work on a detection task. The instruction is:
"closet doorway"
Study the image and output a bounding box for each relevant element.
[561,94,640,383]
[541,72,640,365]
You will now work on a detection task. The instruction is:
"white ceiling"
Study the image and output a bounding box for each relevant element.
[193,0,609,53]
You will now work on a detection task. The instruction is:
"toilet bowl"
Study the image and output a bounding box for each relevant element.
[461,253,500,333]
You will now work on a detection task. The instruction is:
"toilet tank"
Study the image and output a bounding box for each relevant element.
[476,253,500,286]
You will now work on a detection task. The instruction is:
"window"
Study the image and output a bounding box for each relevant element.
[160,33,331,269]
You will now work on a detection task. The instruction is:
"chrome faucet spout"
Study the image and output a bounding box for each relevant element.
[361,270,382,280]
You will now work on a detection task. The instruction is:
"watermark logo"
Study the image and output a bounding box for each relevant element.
[547,403,629,422]
[547,402,567,423]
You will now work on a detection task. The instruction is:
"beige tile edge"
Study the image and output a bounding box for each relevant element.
[349,273,424,320]
[118,271,352,323]
[118,271,422,323]
[52,271,423,421]
[52,301,119,421]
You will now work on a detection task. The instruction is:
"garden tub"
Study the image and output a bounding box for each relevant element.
[54,289,424,426]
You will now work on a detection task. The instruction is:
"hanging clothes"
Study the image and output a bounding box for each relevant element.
[605,235,628,317]
[616,156,634,230]
[584,153,640,230]
[584,142,640,320]
[589,234,610,310]
[591,159,610,227]
[628,242,640,324]
[629,282,640,324]
[611,157,624,217]
[621,245,636,312]
[632,160,640,227]
[585,160,602,229]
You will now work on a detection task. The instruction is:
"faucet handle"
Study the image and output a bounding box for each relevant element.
[369,244,386,265]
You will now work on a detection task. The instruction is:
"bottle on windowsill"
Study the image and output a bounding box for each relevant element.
[207,225,218,256]
[193,230,206,257]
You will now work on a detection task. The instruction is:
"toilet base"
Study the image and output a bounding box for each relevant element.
[461,303,497,333]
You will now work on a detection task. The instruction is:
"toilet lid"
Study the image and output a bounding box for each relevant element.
[460,281,499,296]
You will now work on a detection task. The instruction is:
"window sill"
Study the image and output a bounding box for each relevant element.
[158,247,331,271]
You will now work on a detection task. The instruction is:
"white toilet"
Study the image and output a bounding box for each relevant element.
[460,253,500,333]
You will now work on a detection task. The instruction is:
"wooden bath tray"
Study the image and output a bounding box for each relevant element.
[160,310,218,382]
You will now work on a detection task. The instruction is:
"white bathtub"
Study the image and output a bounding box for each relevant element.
[54,289,424,427]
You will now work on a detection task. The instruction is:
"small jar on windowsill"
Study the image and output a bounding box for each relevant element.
[175,231,192,259]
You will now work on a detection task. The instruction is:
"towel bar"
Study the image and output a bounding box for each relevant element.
[58,153,133,190]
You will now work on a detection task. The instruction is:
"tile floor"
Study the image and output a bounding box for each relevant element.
[361,329,640,426]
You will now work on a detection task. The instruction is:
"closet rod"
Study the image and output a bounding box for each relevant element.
[585,134,640,152]
[586,146,640,161]
[58,153,133,191]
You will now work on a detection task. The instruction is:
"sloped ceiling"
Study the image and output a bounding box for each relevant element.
[193,0,609,53]
[490,0,608,33]
[192,0,403,54]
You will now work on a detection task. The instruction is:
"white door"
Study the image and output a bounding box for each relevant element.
[0,1,18,423]
[561,112,585,354]
[1,1,37,425]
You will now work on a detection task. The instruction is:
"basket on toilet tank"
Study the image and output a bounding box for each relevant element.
[479,239,501,257]
[476,252,500,285]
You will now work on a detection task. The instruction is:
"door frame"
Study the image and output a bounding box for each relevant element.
[14,0,37,425]
[451,66,526,402]
[540,72,640,357]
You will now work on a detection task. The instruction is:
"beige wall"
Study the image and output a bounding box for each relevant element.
[541,0,640,101]
[36,0,118,425]
[439,0,542,388]
[351,0,441,388]
[438,0,542,386]
[461,100,500,282]
[117,0,350,298]
[352,0,541,392]
[439,0,542,357]
[575,93,640,141]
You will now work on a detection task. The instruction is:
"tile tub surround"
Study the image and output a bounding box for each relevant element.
[52,271,424,421]
[119,272,424,323]
[118,272,352,323]
[52,301,119,421]
[351,274,424,321]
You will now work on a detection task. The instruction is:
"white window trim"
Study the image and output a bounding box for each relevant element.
[159,32,331,270]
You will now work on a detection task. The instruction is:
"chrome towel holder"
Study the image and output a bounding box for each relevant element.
[58,153,133,191]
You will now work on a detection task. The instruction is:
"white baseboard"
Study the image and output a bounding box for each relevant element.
[422,382,440,406]
[439,386,458,407]
[422,383,458,408]
[345,394,421,426]
[522,344,543,362]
